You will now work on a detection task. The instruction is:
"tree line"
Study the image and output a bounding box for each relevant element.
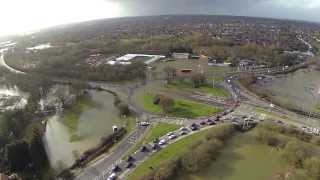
[140,124,236,180]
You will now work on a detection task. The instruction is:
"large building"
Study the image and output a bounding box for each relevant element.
[107,54,165,65]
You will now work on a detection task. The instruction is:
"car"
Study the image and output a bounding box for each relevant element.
[179,131,188,136]
[140,146,149,152]
[127,156,135,162]
[166,132,175,136]
[200,121,207,125]
[206,119,216,125]
[179,127,189,132]
[126,162,134,169]
[111,165,121,172]
[152,143,160,150]
[158,139,167,146]
[140,121,150,126]
[107,173,117,180]
[190,125,198,131]
[168,134,177,139]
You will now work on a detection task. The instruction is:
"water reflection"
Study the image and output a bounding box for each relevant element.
[44,90,122,169]
[261,67,320,112]
[0,84,29,110]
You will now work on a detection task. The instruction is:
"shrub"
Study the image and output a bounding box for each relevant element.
[282,140,310,167]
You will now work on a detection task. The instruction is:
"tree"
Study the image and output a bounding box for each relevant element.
[5,140,31,172]
[118,103,130,116]
[282,140,310,167]
[191,73,206,88]
[159,96,175,113]
[29,126,48,169]
[163,66,176,82]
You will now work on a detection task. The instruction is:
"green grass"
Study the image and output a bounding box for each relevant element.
[144,123,181,143]
[125,122,181,159]
[128,126,224,180]
[61,96,96,142]
[255,107,288,120]
[139,93,223,118]
[139,92,163,114]
[168,81,230,98]
[198,86,230,97]
[177,132,289,180]
[62,96,96,133]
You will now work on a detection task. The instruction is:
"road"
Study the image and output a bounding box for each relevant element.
[73,126,149,180]
[0,53,26,74]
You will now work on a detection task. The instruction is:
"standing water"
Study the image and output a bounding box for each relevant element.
[44,90,123,170]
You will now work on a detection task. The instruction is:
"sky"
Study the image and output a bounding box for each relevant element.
[0,0,320,37]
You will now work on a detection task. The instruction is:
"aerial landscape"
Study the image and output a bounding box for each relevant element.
[1,0,320,180]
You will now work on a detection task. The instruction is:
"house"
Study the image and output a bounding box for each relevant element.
[172,53,190,59]
[238,59,254,67]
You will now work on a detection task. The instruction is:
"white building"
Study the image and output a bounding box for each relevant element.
[108,54,165,65]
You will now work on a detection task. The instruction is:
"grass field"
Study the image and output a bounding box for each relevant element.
[128,127,294,180]
[128,126,224,180]
[138,93,223,118]
[125,122,181,158]
[178,132,288,180]
[168,81,230,98]
[62,96,96,133]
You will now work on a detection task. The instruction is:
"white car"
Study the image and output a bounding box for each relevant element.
[168,134,177,140]
[158,139,167,146]
[107,173,117,180]
[140,121,150,126]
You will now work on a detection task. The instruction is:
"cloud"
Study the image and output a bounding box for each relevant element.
[108,0,320,22]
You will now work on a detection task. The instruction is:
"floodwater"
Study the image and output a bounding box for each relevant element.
[259,67,320,112]
[26,43,52,50]
[0,84,29,110]
[43,90,123,170]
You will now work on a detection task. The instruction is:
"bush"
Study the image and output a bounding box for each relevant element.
[282,140,310,167]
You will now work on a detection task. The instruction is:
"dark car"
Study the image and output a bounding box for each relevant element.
[126,162,134,169]
[206,119,216,125]
[140,146,149,152]
[200,121,207,125]
[152,143,160,150]
[127,156,135,162]
[111,165,121,172]
[190,125,198,131]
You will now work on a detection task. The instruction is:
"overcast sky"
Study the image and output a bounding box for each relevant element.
[0,0,320,37]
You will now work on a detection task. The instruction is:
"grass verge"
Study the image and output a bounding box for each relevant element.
[139,93,223,118]
[127,125,226,180]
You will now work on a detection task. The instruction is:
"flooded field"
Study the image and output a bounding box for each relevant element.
[257,67,320,112]
[0,84,29,110]
[44,90,123,169]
